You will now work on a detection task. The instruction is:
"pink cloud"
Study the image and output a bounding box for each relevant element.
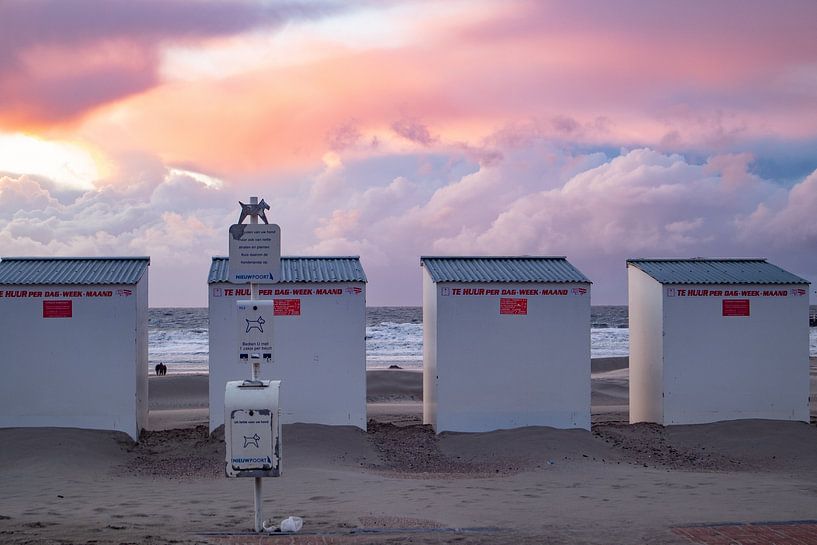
[738,171,817,247]
[0,175,61,215]
[2,1,817,305]
[391,118,436,146]
[299,144,813,304]
[326,121,363,152]
[62,0,817,179]
[1,139,815,305]
[0,0,342,128]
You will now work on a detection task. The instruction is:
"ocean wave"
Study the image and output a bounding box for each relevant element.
[148,307,815,373]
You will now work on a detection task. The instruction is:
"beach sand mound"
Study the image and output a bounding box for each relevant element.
[590,356,629,373]
[367,420,504,476]
[122,426,223,479]
[594,419,817,472]
[3,363,817,544]
[283,423,379,469]
[590,368,629,404]
[367,369,423,402]
[0,427,130,473]
[125,423,380,478]
[664,419,817,471]
[439,426,623,469]
[4,419,817,545]
[367,421,628,477]
[148,375,208,411]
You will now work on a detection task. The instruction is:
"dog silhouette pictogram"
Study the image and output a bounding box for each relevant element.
[245,316,265,333]
[243,433,261,448]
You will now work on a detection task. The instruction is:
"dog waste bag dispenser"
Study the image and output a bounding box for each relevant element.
[225,380,281,478]
[237,300,274,362]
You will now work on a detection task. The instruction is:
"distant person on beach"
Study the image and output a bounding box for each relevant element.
[155,362,167,376]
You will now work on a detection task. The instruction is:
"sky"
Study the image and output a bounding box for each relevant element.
[1,0,816,306]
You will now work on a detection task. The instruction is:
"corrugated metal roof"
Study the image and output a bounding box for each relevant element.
[627,258,810,285]
[420,256,591,283]
[209,256,367,283]
[0,257,150,285]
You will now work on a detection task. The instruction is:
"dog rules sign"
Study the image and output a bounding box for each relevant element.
[228,224,282,284]
[237,300,274,362]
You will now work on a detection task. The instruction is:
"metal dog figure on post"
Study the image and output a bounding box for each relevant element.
[238,199,270,224]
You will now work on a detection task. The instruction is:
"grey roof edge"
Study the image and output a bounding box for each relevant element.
[420,256,591,284]
[209,256,367,283]
[421,255,568,260]
[1,256,150,262]
[627,257,765,263]
[211,256,360,260]
[0,257,150,285]
[627,258,810,285]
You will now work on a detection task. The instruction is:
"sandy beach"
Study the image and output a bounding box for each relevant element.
[2,357,817,544]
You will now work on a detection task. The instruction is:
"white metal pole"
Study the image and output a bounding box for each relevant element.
[249,197,260,381]
[249,196,263,533]
[254,478,263,532]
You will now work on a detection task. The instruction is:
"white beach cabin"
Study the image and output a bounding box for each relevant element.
[0,257,150,440]
[421,256,592,432]
[627,258,811,425]
[208,256,367,432]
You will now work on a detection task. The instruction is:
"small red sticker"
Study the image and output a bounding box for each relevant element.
[500,298,527,315]
[43,300,72,318]
[274,299,301,316]
[722,299,750,317]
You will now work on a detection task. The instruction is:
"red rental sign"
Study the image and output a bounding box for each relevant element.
[722,299,750,317]
[274,299,301,316]
[43,300,72,318]
[500,298,527,315]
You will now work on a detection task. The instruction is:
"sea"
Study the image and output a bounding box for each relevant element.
[149,306,817,375]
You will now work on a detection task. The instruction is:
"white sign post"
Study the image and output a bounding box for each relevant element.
[225,196,282,534]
